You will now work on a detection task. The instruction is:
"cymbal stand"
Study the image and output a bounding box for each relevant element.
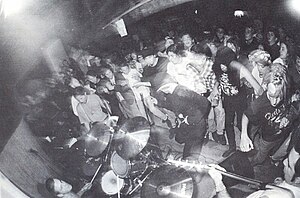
[129,166,154,195]
[89,129,115,184]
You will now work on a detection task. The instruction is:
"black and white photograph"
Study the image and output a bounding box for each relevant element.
[0,0,300,197]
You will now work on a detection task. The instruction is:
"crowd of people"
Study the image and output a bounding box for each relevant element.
[18,18,300,197]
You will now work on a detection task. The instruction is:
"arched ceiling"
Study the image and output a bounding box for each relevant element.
[73,0,195,46]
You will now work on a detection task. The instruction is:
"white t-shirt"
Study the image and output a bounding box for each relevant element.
[167,57,193,89]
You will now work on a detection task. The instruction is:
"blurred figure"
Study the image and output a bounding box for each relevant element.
[264,26,280,61]
[152,73,211,159]
[240,25,260,56]
[212,46,263,158]
[45,178,92,198]
[240,64,290,166]
[73,87,109,131]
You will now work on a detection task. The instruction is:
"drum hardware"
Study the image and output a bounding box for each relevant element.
[89,125,115,184]
[140,165,194,198]
[115,116,150,160]
[84,123,112,157]
[129,165,156,195]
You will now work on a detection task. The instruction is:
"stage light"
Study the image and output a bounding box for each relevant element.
[0,0,26,17]
[234,10,244,17]
[288,0,300,15]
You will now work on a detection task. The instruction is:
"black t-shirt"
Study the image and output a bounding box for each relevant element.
[142,57,168,80]
[240,38,260,56]
[244,92,288,142]
[213,46,241,96]
[264,42,280,61]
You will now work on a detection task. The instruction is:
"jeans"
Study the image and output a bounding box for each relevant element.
[207,99,225,135]
[223,89,247,149]
[250,136,284,166]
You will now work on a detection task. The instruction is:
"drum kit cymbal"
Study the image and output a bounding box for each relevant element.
[85,123,111,156]
[115,116,151,160]
[81,116,194,198]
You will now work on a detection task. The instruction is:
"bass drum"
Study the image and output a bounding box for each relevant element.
[111,151,148,178]
[101,170,133,196]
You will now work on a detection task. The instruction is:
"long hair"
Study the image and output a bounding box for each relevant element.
[262,63,289,103]
[212,46,237,82]
[282,39,296,67]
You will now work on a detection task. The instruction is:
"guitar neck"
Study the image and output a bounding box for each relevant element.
[167,160,265,188]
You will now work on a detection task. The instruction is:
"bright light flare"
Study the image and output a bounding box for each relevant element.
[288,0,300,15]
[1,0,25,17]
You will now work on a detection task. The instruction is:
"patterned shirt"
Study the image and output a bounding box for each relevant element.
[185,58,216,94]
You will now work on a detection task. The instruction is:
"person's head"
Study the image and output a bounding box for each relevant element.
[190,42,212,58]
[206,42,218,58]
[166,43,185,64]
[280,42,288,60]
[100,67,114,79]
[90,56,101,67]
[279,39,296,66]
[248,49,272,78]
[283,134,300,184]
[118,63,130,74]
[73,87,88,103]
[226,36,240,55]
[278,26,287,42]
[263,63,287,106]
[212,46,236,77]
[266,26,279,46]
[216,27,225,41]
[144,55,156,67]
[46,178,72,196]
[86,70,98,83]
[96,85,109,94]
[138,48,156,67]
[130,52,138,61]
[244,26,255,42]
[181,33,194,50]
[100,79,114,91]
[164,36,175,50]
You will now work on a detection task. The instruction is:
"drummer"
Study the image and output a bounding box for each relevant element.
[45,178,92,198]
[72,86,112,131]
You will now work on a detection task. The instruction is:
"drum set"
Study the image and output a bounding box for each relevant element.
[77,116,194,198]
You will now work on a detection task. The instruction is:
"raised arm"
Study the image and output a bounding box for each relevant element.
[230,60,263,96]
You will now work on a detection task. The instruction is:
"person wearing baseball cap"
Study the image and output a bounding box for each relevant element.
[138,47,169,83]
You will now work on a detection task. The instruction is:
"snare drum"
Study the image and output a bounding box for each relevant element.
[111,151,147,178]
[101,170,132,196]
